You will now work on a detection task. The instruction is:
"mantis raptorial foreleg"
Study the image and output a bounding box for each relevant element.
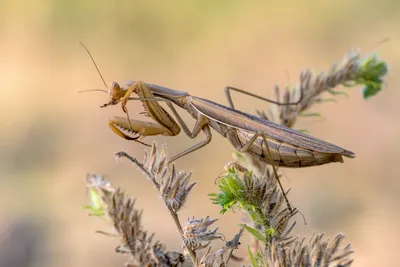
[109,81,215,163]
[112,109,213,163]
[224,86,303,110]
[101,81,182,137]
[108,116,173,146]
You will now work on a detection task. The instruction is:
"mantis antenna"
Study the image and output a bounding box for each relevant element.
[79,41,108,89]
[77,89,108,94]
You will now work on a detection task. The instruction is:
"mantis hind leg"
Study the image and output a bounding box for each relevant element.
[237,131,294,214]
[167,114,212,163]
[224,86,303,110]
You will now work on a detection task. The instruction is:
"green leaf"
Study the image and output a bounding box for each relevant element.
[317,98,338,104]
[358,55,388,78]
[298,112,322,117]
[209,168,247,214]
[90,210,106,217]
[248,246,261,267]
[88,188,104,210]
[265,227,276,237]
[241,224,267,243]
[327,89,349,98]
[354,54,387,99]
[362,84,382,99]
[83,205,106,217]
[83,188,106,216]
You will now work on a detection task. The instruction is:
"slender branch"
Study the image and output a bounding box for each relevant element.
[115,150,198,265]
[167,206,197,265]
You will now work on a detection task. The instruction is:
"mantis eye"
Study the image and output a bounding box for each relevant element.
[108,82,122,99]
[111,82,120,90]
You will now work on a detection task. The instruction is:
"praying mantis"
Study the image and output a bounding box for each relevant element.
[80,43,355,212]
[102,81,355,167]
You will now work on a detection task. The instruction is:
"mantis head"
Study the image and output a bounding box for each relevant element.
[99,82,128,108]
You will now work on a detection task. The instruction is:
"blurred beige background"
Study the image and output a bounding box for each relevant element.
[1,1,399,266]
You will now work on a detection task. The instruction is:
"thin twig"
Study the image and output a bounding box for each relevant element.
[115,150,198,265]
[167,206,197,265]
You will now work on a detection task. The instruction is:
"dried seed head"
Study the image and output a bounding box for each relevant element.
[242,168,296,239]
[142,144,197,213]
[199,247,227,267]
[87,179,184,267]
[213,163,296,242]
[183,216,223,252]
[258,51,380,128]
[102,189,143,246]
[262,233,353,267]
[199,227,244,267]
[115,143,196,213]
[158,164,196,212]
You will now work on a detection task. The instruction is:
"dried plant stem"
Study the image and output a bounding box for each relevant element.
[115,152,151,178]
[225,249,234,266]
[267,51,387,128]
[167,207,197,265]
[115,151,197,265]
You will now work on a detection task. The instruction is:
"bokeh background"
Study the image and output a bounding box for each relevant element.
[1,1,399,266]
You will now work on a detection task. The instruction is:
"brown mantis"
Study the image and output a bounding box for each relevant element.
[80,43,355,212]
[102,81,355,167]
